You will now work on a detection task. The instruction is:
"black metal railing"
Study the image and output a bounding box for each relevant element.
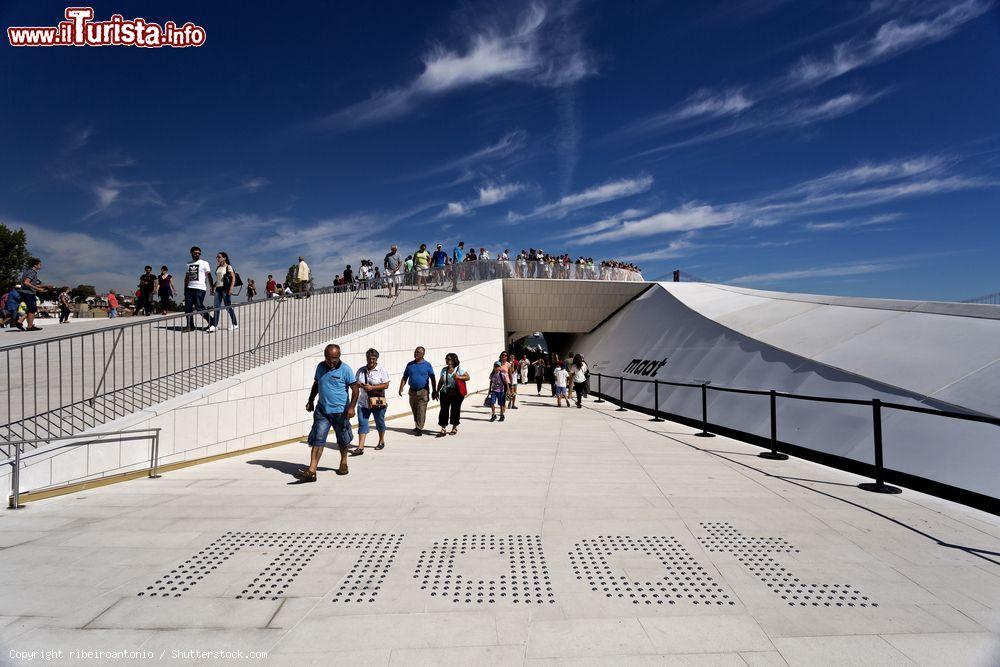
[589,372,1000,501]
[1,260,643,444]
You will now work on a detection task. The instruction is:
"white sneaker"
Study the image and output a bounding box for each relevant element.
[206,326,217,333]
[231,325,239,331]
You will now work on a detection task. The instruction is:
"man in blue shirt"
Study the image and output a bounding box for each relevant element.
[452,241,465,282]
[431,244,448,286]
[296,344,359,481]
[398,346,437,435]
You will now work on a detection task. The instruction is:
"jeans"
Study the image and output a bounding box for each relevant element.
[438,391,464,428]
[574,382,587,407]
[358,405,387,435]
[58,305,70,323]
[184,287,209,329]
[212,290,237,327]
[307,406,352,448]
[408,388,429,430]
[108,308,117,318]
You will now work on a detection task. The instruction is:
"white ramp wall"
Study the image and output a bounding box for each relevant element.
[575,283,1000,501]
[8,281,505,496]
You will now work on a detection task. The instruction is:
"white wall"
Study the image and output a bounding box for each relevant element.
[6,281,505,497]
[575,284,1000,499]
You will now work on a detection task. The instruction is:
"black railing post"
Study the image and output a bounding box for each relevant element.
[858,399,901,494]
[594,374,604,403]
[650,380,664,422]
[616,376,627,411]
[695,383,714,437]
[759,390,788,460]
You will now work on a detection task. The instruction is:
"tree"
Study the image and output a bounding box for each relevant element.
[71,284,96,301]
[0,222,30,288]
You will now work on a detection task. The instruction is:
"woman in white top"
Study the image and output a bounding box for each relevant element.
[434,352,470,437]
[351,348,391,455]
[570,353,589,409]
[208,251,237,332]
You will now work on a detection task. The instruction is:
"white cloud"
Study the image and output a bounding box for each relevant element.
[513,175,653,221]
[315,3,594,132]
[572,202,739,244]
[84,176,164,220]
[803,213,900,231]
[622,235,698,262]
[403,130,527,183]
[624,88,755,136]
[442,182,526,217]
[634,90,885,156]
[787,0,991,86]
[730,262,895,284]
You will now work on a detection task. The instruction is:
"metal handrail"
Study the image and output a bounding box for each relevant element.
[5,427,161,509]
[589,371,1000,498]
[1,261,644,444]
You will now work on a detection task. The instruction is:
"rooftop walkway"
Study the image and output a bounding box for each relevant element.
[1,396,998,665]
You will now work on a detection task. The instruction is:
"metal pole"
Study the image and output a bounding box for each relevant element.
[9,445,23,509]
[149,429,161,479]
[858,399,901,494]
[650,380,664,422]
[759,390,788,460]
[695,383,714,437]
[616,376,627,411]
[594,374,604,403]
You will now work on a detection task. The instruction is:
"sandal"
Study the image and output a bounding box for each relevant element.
[293,469,316,481]
[436,431,447,438]
[374,442,385,450]
[335,465,349,476]
[448,429,458,436]
[349,448,364,457]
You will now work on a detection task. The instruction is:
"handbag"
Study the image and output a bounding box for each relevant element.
[456,377,468,397]
[364,368,387,409]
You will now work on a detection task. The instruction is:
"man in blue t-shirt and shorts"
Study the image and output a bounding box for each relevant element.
[296,344,359,482]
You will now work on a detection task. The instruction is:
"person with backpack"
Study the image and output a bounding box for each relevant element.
[434,352,469,437]
[487,361,510,422]
[207,251,238,332]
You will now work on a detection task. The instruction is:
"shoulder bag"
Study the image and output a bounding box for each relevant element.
[364,368,388,409]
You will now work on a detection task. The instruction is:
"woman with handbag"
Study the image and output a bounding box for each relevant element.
[350,348,390,455]
[434,352,469,437]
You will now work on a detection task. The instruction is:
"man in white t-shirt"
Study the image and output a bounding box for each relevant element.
[183,246,213,332]
[297,256,311,296]
[553,363,570,408]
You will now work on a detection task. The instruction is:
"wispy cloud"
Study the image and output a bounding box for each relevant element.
[84,176,164,220]
[400,130,527,184]
[622,234,699,262]
[566,154,996,245]
[442,182,526,217]
[634,90,885,156]
[623,88,755,136]
[803,213,900,231]
[313,3,594,133]
[787,0,992,87]
[510,175,653,221]
[730,261,896,284]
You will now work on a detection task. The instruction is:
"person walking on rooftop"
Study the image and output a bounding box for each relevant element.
[157,266,175,314]
[488,361,510,422]
[106,289,119,318]
[414,244,431,291]
[296,344,358,481]
[553,361,570,408]
[138,266,156,316]
[351,348,390,456]
[18,257,50,331]
[57,286,72,324]
[297,256,311,297]
[532,356,547,396]
[432,244,448,287]
[434,352,469,437]
[266,274,276,299]
[246,278,257,302]
[207,251,238,333]
[183,246,213,332]
[384,244,403,297]
[399,346,437,436]
[570,354,589,409]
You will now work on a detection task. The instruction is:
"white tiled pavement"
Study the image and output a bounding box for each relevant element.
[0,395,998,666]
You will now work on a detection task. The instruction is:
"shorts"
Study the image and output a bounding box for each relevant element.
[307,407,353,449]
[390,271,403,284]
[489,390,506,406]
[21,293,37,314]
[555,386,567,397]
[358,405,387,435]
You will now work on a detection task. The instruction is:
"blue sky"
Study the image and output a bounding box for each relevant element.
[1,0,999,299]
